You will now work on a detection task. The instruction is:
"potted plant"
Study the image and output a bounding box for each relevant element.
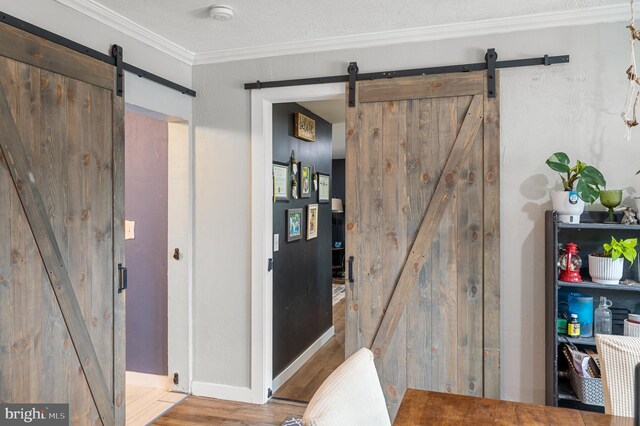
[546,152,606,223]
[589,237,638,285]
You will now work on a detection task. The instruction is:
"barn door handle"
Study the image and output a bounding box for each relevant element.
[118,263,127,293]
[348,256,355,283]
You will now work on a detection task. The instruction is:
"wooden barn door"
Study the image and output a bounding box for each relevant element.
[0,24,125,425]
[345,71,500,418]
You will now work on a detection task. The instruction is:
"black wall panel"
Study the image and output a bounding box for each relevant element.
[272,103,333,377]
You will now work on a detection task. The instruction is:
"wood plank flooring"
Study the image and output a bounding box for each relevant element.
[153,397,306,426]
[273,298,345,402]
[155,292,344,425]
[127,385,187,426]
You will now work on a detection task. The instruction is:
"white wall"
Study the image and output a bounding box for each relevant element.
[192,22,640,403]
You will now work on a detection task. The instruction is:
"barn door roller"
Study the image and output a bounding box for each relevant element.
[245,49,569,106]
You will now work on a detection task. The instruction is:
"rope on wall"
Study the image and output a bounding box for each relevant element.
[622,0,640,140]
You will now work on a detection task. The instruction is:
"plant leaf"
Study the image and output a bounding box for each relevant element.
[546,152,571,173]
[580,166,606,188]
[576,179,599,203]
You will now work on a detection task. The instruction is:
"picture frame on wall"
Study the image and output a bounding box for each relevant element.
[287,208,303,242]
[293,112,316,142]
[272,162,289,202]
[307,204,318,240]
[300,163,312,198]
[317,173,330,203]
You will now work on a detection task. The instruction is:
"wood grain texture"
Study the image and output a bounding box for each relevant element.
[0,26,121,424]
[393,389,630,426]
[154,396,306,426]
[273,299,345,402]
[0,69,114,425]
[430,96,459,394]
[112,69,126,424]
[371,94,483,361]
[126,386,186,426]
[358,73,484,104]
[346,73,501,420]
[0,23,114,91]
[455,95,483,397]
[483,71,501,399]
[344,85,360,357]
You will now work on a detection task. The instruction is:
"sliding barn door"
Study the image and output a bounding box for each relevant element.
[345,71,500,418]
[0,24,125,424]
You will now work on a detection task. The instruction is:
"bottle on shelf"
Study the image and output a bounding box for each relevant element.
[594,296,613,335]
[568,314,581,337]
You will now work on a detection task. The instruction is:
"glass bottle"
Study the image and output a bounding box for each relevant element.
[594,296,613,335]
[568,314,581,337]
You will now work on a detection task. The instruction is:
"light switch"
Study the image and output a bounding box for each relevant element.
[125,220,135,240]
[273,234,279,252]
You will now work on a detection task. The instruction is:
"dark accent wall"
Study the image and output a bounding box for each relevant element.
[125,111,168,375]
[272,103,332,377]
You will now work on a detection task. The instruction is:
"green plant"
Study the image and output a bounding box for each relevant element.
[546,152,606,203]
[603,236,638,263]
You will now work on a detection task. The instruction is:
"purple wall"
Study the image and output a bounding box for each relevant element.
[125,111,168,375]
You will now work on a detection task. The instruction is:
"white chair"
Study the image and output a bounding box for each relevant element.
[595,334,640,417]
[302,347,391,426]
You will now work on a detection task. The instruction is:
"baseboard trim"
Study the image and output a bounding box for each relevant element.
[272,326,335,392]
[126,371,171,390]
[191,381,257,404]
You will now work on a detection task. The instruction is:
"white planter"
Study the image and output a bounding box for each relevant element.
[551,190,585,223]
[588,255,624,285]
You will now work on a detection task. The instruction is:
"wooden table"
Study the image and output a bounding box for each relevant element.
[394,389,633,425]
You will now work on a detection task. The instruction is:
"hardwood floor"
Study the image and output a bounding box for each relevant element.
[126,385,187,425]
[155,294,344,425]
[153,396,306,425]
[273,298,345,402]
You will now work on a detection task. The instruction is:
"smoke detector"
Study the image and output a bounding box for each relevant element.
[210,5,235,21]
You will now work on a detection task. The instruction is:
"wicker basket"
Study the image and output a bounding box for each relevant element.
[624,319,640,337]
[568,368,604,406]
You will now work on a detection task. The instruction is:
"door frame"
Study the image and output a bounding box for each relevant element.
[250,83,345,404]
[123,100,193,394]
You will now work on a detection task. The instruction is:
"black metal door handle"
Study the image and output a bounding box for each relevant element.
[118,263,127,293]
[348,256,354,283]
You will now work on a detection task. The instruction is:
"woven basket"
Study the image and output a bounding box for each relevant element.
[624,319,640,337]
[568,368,604,406]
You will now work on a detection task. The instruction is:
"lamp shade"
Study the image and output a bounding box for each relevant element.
[331,198,344,213]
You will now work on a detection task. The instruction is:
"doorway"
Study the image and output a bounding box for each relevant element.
[269,99,347,402]
[123,106,190,425]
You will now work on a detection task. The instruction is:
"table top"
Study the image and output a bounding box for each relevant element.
[394,389,633,425]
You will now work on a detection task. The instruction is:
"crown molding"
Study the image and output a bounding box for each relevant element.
[193,3,629,65]
[55,0,195,65]
[53,0,628,66]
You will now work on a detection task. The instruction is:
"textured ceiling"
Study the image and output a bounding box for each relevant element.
[91,0,614,54]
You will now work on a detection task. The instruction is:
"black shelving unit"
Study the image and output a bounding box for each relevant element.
[545,210,640,413]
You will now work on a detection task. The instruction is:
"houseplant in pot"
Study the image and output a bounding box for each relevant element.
[546,152,606,223]
[589,237,638,285]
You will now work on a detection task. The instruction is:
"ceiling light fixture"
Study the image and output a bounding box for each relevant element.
[210,5,235,21]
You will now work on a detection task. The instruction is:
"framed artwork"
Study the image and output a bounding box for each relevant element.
[300,163,312,198]
[287,208,303,242]
[307,204,318,240]
[294,112,315,142]
[318,173,330,203]
[272,162,289,202]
